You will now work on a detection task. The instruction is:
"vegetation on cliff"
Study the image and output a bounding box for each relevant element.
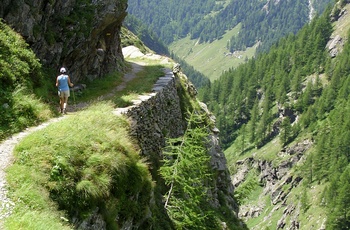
[197,2,350,228]
[0,20,54,139]
[160,111,246,229]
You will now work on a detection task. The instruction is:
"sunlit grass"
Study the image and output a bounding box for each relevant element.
[74,71,124,103]
[114,92,139,107]
[169,24,256,81]
[0,86,54,140]
[113,64,166,107]
[5,103,153,229]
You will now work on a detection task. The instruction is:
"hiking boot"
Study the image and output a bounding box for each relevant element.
[60,108,63,114]
[63,108,67,114]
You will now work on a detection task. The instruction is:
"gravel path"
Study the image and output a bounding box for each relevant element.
[0,57,145,229]
[0,117,66,227]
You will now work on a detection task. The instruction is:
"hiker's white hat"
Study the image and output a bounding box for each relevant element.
[60,67,66,73]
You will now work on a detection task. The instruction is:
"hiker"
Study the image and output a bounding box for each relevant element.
[56,67,74,114]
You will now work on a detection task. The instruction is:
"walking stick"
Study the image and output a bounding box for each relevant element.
[72,87,76,110]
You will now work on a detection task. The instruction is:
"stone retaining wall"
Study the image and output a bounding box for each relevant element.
[119,68,238,214]
[125,69,185,172]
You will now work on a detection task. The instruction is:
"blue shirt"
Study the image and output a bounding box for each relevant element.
[57,74,69,91]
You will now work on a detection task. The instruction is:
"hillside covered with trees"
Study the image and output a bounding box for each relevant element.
[127,0,332,53]
[198,1,350,228]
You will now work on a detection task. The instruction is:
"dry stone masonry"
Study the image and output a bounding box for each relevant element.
[115,65,239,216]
[125,69,185,170]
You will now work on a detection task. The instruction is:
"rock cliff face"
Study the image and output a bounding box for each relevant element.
[125,67,239,218]
[233,140,313,229]
[72,63,241,229]
[0,0,127,82]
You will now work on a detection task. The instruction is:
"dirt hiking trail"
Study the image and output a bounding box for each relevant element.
[0,56,148,228]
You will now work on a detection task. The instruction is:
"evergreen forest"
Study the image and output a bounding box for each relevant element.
[127,0,332,53]
[198,4,350,228]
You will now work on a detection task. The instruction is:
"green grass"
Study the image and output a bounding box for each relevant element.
[295,183,328,229]
[74,71,124,103]
[244,195,270,228]
[113,62,167,107]
[0,86,54,140]
[169,24,256,81]
[5,103,153,229]
[71,59,168,108]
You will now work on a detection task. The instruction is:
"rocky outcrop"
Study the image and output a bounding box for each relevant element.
[327,34,344,57]
[109,64,239,228]
[328,3,348,58]
[0,0,127,82]
[234,140,313,229]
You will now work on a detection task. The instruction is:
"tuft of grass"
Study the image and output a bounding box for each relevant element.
[0,86,53,140]
[114,92,139,107]
[6,102,153,228]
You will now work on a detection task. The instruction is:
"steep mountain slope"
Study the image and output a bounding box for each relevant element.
[169,25,257,81]
[127,0,333,80]
[199,1,350,229]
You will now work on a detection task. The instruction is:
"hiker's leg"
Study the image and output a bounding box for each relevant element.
[58,91,64,113]
[63,90,70,114]
[60,98,64,112]
[63,96,68,110]
[64,90,70,109]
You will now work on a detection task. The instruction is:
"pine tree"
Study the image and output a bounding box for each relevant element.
[159,112,219,229]
[249,99,259,143]
[280,117,292,146]
[334,167,350,228]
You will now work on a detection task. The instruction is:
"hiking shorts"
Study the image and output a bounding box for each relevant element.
[58,90,70,98]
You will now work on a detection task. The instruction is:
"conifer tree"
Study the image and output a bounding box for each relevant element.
[334,167,350,228]
[159,112,219,229]
[249,99,259,143]
[280,117,292,146]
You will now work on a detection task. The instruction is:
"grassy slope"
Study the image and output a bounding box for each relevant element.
[6,103,153,229]
[4,52,171,229]
[333,4,350,39]
[223,4,350,230]
[169,24,256,81]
